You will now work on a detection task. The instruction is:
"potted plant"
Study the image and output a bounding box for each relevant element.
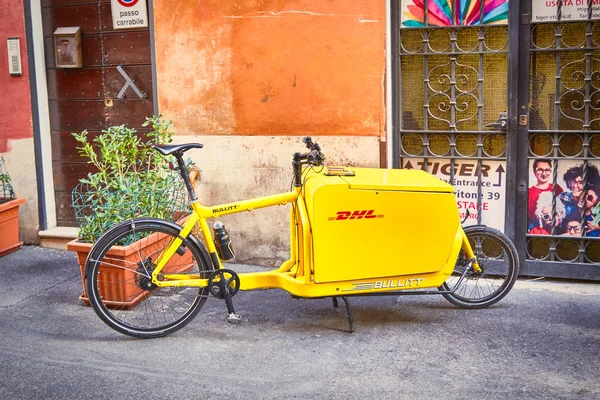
[67,115,192,307]
[0,156,26,257]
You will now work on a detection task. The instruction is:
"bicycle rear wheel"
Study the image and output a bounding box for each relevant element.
[440,226,519,309]
[85,219,212,338]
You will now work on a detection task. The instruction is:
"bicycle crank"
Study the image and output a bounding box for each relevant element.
[208,269,240,299]
[208,269,242,324]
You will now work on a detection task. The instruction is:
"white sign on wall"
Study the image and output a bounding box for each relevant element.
[532,0,600,23]
[402,158,507,232]
[111,0,149,30]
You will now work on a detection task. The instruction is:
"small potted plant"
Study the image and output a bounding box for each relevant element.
[0,156,26,257]
[67,115,192,306]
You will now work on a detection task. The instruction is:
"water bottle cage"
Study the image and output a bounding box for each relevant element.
[213,222,236,261]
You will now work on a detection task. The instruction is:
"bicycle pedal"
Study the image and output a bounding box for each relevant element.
[227,313,242,324]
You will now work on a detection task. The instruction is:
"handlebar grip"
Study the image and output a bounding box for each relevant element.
[302,137,314,151]
[302,136,321,151]
[307,150,324,166]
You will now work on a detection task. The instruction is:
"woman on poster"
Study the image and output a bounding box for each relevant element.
[558,164,600,219]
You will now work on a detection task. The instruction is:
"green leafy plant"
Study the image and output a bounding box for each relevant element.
[0,156,16,203]
[71,115,189,244]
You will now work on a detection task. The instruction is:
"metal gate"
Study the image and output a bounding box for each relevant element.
[525,2,600,279]
[392,0,600,280]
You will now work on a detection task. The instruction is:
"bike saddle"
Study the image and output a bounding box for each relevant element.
[152,143,203,157]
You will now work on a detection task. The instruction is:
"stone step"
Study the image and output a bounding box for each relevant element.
[39,227,78,250]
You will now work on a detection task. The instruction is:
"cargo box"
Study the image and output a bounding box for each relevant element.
[303,168,460,283]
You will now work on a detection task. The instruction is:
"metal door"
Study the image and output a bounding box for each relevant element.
[524,1,600,279]
[392,0,600,280]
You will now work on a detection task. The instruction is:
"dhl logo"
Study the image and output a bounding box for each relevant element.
[328,210,384,221]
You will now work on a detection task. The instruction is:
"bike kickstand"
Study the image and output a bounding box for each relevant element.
[339,296,355,333]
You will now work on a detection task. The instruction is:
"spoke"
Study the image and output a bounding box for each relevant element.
[90,255,140,270]
[91,260,150,282]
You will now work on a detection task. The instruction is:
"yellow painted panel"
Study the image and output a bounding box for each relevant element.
[304,168,460,283]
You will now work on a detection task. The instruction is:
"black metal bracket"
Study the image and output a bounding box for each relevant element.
[332,296,355,333]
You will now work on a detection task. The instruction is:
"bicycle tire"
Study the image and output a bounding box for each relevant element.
[440,226,519,309]
[85,218,212,338]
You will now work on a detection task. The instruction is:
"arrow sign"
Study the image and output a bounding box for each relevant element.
[493,164,505,187]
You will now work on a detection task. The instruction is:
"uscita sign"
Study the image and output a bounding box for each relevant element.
[532,0,600,22]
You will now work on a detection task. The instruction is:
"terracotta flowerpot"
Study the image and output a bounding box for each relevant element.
[67,229,194,308]
[0,197,26,257]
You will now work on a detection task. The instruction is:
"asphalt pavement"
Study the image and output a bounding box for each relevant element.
[0,245,599,399]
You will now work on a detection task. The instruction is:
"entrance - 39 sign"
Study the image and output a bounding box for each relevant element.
[111,0,148,29]
[402,158,507,232]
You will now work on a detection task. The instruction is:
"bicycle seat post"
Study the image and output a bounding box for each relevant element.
[174,153,198,202]
[152,143,203,203]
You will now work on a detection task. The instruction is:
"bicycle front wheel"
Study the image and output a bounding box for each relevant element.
[85,219,212,338]
[440,226,519,309]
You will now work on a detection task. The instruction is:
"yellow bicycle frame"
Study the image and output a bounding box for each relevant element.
[150,178,480,298]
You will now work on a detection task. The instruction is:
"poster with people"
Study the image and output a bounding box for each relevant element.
[528,159,600,236]
[402,158,506,232]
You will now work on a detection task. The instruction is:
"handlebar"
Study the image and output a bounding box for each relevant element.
[292,137,325,187]
[301,137,324,166]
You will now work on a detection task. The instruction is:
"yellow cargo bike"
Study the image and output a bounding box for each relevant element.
[84,137,519,338]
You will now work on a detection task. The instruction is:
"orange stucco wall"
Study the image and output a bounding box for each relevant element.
[153,0,385,136]
[0,0,33,152]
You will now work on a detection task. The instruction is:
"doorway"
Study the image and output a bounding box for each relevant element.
[392,0,600,280]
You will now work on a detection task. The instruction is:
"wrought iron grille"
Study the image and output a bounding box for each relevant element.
[394,3,510,229]
[527,17,600,265]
